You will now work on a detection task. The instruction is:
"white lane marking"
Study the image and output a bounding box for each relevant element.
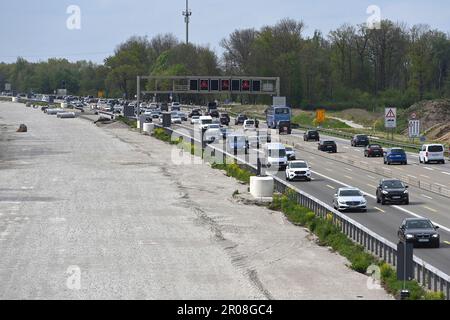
[435,183,447,188]
[374,207,385,213]
[423,206,438,213]
[367,184,377,189]
[311,169,450,233]
[367,175,376,179]
[345,168,352,172]
[344,146,350,149]
[424,167,434,171]
[420,175,430,179]
[445,241,450,246]
[326,185,335,190]
[408,175,417,179]
[442,172,450,176]
[325,168,332,172]
[344,175,353,180]
[422,194,433,200]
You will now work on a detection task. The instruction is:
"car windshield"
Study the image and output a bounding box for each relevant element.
[340,190,362,197]
[357,136,368,140]
[382,181,404,189]
[202,119,212,125]
[208,124,220,129]
[323,141,335,145]
[269,149,286,157]
[309,131,318,135]
[391,149,405,154]
[290,162,308,169]
[406,220,434,230]
[429,145,444,152]
[370,145,381,148]
[286,147,293,151]
[275,108,290,114]
[246,121,255,125]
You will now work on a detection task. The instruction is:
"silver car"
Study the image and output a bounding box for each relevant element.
[333,187,367,212]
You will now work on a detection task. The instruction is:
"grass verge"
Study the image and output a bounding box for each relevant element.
[116,116,137,129]
[270,190,445,300]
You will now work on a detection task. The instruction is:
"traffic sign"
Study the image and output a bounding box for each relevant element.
[385,107,397,128]
[408,120,420,138]
[316,109,326,124]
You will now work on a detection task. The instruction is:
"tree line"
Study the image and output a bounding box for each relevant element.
[1,18,449,109]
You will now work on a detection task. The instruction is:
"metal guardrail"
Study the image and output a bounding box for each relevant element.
[155,124,449,299]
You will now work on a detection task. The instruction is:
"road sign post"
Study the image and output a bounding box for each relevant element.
[385,107,397,140]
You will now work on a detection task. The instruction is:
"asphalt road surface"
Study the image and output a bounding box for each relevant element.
[0,102,390,300]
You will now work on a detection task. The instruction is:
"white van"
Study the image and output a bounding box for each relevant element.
[199,116,213,131]
[419,144,446,164]
[243,119,256,131]
[264,143,288,170]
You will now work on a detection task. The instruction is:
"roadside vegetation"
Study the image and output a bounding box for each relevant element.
[115,116,137,129]
[270,190,445,300]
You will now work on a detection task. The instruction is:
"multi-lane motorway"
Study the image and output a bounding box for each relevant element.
[173,116,450,275]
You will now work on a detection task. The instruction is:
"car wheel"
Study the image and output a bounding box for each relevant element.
[404,199,409,205]
[376,196,380,204]
[381,199,386,205]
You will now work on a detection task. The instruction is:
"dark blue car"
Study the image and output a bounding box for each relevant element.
[384,148,408,165]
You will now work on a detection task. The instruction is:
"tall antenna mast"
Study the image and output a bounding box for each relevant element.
[182,0,192,44]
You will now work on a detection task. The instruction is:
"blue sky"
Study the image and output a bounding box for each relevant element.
[1,0,449,64]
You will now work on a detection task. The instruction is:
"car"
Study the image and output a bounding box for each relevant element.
[243,119,256,131]
[333,187,367,212]
[227,134,249,154]
[199,116,213,131]
[219,113,230,126]
[384,148,407,165]
[318,140,337,153]
[376,179,409,205]
[171,102,181,111]
[235,114,248,125]
[285,146,296,160]
[204,124,222,144]
[398,218,440,248]
[189,109,202,118]
[150,111,161,119]
[351,134,370,147]
[171,112,182,124]
[285,160,311,181]
[364,144,384,157]
[419,144,445,164]
[209,110,220,118]
[264,143,288,170]
[191,115,201,125]
[178,112,188,121]
[303,130,319,142]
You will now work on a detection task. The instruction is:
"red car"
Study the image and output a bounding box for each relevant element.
[364,144,384,157]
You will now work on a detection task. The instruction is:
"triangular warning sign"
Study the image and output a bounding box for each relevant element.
[386,109,396,118]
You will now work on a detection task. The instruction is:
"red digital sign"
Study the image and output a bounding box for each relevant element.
[241,80,250,91]
[200,79,209,91]
[221,79,230,91]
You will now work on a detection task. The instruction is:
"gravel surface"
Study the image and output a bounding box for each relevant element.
[0,102,391,300]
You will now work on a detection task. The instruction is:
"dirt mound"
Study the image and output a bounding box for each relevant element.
[406,99,450,144]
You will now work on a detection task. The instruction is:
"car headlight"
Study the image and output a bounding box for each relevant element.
[382,190,389,195]
[406,234,414,239]
[432,234,439,238]
[404,190,409,194]
[361,199,367,204]
[338,200,346,204]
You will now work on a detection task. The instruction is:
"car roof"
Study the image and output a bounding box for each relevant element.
[338,187,360,191]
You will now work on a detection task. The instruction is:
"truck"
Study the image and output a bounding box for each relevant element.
[265,105,292,131]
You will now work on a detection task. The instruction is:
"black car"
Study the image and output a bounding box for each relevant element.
[209,110,220,118]
[364,144,384,157]
[398,218,440,248]
[303,130,319,142]
[235,114,248,125]
[351,134,370,147]
[376,179,409,205]
[219,113,230,126]
[318,140,337,153]
[189,109,202,118]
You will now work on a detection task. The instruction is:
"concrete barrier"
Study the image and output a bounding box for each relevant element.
[143,123,154,134]
[250,176,274,199]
